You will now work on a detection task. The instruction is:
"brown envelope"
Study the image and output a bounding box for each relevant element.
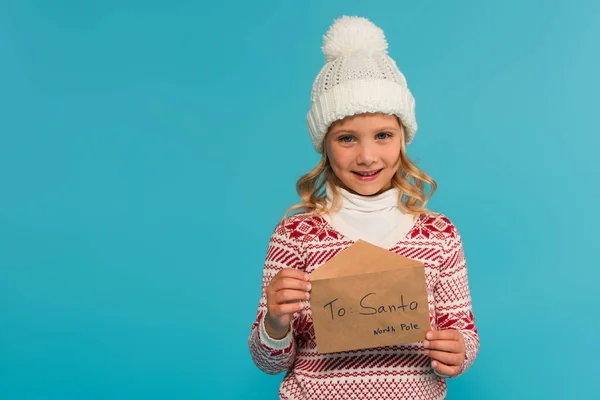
[309,240,431,353]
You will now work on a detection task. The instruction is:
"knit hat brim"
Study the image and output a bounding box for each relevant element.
[306,78,417,153]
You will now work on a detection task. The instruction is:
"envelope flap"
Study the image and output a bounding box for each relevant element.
[310,240,423,281]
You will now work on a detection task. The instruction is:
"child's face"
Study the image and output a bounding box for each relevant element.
[325,113,403,196]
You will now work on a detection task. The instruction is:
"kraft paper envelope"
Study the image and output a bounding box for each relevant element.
[309,240,431,354]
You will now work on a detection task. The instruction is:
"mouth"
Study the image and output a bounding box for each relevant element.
[351,169,383,181]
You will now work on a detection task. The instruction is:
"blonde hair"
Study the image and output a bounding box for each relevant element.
[286,120,437,218]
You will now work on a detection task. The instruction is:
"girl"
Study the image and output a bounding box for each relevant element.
[248,16,479,400]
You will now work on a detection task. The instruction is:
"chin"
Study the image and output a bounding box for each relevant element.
[338,170,396,196]
[347,182,390,196]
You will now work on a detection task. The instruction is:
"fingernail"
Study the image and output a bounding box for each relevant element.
[304,273,309,280]
[424,350,430,356]
[307,283,312,291]
[305,292,310,300]
[426,332,433,340]
[432,361,437,368]
[423,340,429,348]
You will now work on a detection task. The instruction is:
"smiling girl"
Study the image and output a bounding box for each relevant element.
[248,16,479,400]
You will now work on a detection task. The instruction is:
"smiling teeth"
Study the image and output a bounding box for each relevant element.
[357,171,378,176]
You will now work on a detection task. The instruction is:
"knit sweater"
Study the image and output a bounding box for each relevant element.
[248,191,479,400]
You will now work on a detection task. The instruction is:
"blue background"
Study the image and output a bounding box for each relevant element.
[1,0,598,398]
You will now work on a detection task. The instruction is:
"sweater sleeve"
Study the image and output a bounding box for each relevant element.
[433,224,480,377]
[248,219,305,375]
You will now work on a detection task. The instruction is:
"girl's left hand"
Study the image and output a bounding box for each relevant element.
[423,329,465,378]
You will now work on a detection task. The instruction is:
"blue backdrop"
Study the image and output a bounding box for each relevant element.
[1,0,598,398]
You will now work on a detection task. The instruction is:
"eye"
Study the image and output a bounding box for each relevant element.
[337,135,355,143]
[375,132,392,140]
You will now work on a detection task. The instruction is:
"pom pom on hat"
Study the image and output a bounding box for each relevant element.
[322,16,389,63]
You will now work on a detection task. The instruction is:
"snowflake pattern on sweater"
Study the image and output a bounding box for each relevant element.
[248,212,479,400]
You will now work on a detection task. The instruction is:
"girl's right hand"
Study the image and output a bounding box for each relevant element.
[265,269,311,339]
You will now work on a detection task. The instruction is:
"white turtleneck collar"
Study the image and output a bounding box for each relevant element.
[322,183,417,249]
[325,183,401,213]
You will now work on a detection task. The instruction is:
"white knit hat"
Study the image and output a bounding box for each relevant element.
[306,16,418,153]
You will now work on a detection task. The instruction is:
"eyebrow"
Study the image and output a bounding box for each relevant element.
[330,126,401,135]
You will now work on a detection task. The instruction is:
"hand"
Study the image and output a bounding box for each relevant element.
[423,329,465,378]
[265,269,311,340]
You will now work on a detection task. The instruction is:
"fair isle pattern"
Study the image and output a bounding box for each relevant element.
[248,212,479,400]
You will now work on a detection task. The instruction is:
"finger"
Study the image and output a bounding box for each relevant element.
[270,277,312,293]
[273,289,310,304]
[271,301,306,316]
[425,350,463,367]
[276,269,309,281]
[426,330,463,342]
[431,360,460,378]
[423,339,463,353]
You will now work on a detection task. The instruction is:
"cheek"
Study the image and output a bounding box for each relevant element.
[384,143,402,167]
[328,147,352,171]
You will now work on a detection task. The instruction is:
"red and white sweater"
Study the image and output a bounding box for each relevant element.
[248,203,479,399]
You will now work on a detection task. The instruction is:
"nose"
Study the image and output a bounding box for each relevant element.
[356,143,377,166]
